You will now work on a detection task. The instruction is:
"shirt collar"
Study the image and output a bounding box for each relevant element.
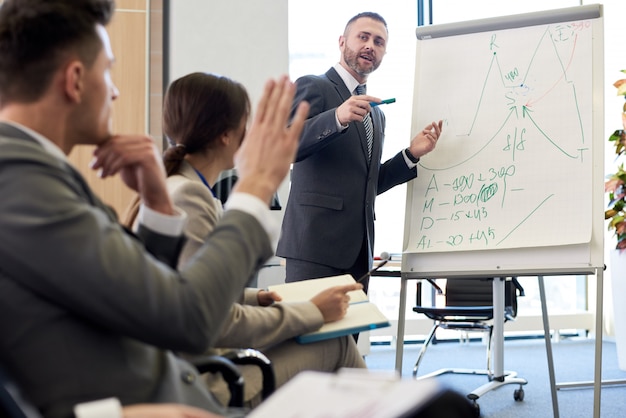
[333,62,362,95]
[1,120,69,163]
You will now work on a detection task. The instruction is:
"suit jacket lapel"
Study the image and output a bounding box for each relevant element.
[325,67,351,101]
[325,68,373,165]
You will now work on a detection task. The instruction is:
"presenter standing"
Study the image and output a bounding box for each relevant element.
[277,12,443,292]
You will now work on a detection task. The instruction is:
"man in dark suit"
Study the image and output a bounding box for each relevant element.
[277,12,443,292]
[0,1,309,417]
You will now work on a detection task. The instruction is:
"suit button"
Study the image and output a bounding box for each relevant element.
[317,129,332,140]
[181,371,196,384]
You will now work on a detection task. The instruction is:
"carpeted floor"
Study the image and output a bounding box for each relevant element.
[364,336,626,417]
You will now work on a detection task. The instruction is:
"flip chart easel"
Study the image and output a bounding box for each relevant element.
[398,4,605,417]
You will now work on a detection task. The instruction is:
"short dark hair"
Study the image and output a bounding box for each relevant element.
[344,12,388,35]
[0,0,114,104]
[162,72,251,176]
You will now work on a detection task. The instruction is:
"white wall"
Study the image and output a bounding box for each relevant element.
[168,0,288,107]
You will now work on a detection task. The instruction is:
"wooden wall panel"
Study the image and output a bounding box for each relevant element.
[149,0,164,142]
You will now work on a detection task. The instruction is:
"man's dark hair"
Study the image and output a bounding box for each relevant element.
[0,0,115,104]
[344,11,388,35]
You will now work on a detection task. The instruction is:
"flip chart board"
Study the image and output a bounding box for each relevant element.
[402,4,604,277]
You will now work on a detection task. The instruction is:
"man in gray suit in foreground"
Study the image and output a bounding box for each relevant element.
[0,0,313,417]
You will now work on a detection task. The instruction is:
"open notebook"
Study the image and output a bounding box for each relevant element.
[247,369,447,418]
[268,274,390,344]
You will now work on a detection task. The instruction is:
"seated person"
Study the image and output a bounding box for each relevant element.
[0,0,309,416]
[124,72,366,406]
[2,365,222,418]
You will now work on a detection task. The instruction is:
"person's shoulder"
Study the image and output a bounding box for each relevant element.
[0,134,45,157]
[167,175,213,201]
[0,135,68,173]
[296,68,335,85]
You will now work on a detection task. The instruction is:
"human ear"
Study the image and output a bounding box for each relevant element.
[64,61,85,104]
[221,131,232,146]
[338,35,345,48]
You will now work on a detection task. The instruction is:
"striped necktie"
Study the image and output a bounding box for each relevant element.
[355,84,373,161]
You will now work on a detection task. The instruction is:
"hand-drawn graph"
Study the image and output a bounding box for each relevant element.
[406,18,594,253]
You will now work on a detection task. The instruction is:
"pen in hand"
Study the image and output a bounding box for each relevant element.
[356,252,391,283]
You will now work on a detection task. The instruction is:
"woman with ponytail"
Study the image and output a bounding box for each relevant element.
[125,72,249,268]
[124,72,366,408]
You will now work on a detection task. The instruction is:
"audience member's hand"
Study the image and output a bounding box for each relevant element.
[408,120,443,159]
[310,283,363,323]
[91,135,175,216]
[335,94,380,126]
[233,75,309,204]
[122,404,223,418]
[257,289,282,306]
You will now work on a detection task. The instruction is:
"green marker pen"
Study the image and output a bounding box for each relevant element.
[370,98,396,107]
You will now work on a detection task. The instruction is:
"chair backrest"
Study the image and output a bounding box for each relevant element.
[0,368,33,418]
[444,278,493,307]
[213,172,281,210]
[444,277,523,318]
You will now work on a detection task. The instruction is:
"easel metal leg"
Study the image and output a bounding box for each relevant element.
[593,268,603,418]
[395,276,408,375]
[539,275,560,418]
[492,278,504,379]
[556,379,626,390]
[550,268,619,418]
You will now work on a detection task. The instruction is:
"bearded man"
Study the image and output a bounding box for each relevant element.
[278,12,443,297]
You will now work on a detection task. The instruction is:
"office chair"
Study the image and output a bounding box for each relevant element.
[190,348,276,407]
[214,170,282,210]
[1,350,274,416]
[0,367,37,418]
[411,277,524,380]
